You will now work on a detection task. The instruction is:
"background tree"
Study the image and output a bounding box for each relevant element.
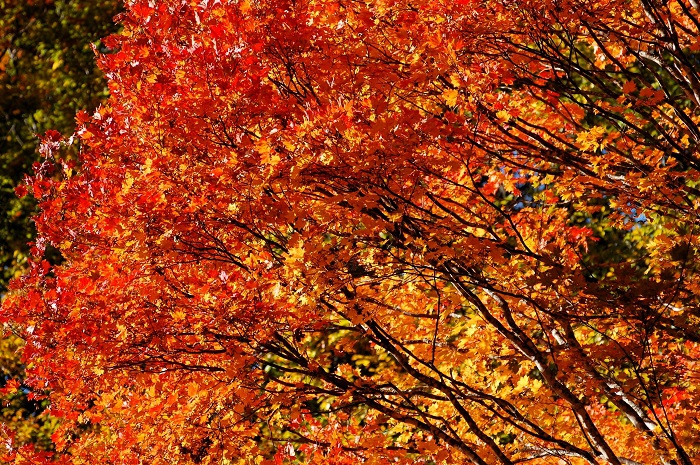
[3,0,700,464]
[0,0,120,458]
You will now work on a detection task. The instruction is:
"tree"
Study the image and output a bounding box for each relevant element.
[0,0,120,459]
[3,0,700,464]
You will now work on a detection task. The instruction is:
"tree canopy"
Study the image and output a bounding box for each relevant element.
[3,0,700,464]
[0,0,120,458]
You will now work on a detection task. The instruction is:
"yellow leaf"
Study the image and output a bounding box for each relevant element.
[442,89,459,106]
[496,109,510,122]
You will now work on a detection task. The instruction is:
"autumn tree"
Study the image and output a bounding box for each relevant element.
[3,0,700,464]
[0,0,120,459]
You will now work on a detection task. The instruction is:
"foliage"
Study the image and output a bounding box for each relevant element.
[3,0,700,464]
[0,0,120,289]
[0,0,120,458]
[0,335,57,450]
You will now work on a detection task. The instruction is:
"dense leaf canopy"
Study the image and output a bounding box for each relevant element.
[0,0,120,457]
[3,0,700,464]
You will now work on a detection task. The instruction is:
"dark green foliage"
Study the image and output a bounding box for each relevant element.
[0,0,120,453]
[0,0,121,291]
